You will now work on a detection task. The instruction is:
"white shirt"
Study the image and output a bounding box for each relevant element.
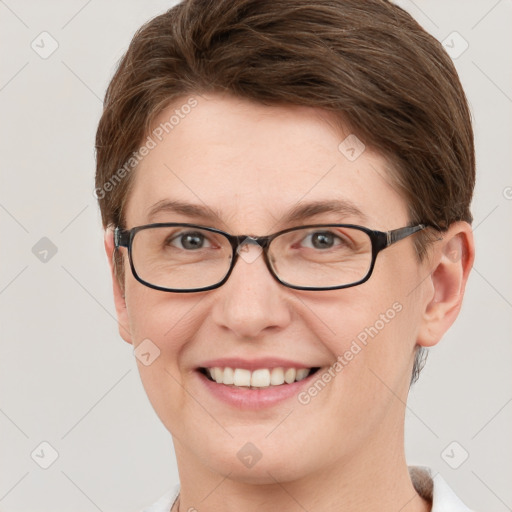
[141,467,473,512]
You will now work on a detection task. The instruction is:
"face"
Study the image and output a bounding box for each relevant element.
[110,93,434,483]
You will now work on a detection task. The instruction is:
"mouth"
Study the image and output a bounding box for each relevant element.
[198,366,321,389]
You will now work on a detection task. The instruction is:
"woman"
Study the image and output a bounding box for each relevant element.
[95,1,475,510]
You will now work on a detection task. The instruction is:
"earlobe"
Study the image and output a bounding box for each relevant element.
[417,222,474,348]
[104,229,133,345]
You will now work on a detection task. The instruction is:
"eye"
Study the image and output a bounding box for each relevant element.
[300,231,345,250]
[168,231,213,250]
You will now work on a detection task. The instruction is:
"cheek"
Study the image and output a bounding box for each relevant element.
[123,286,205,424]
[124,281,199,345]
[286,293,414,462]
[301,286,404,350]
[302,283,417,395]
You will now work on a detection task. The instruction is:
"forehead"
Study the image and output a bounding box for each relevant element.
[125,93,408,231]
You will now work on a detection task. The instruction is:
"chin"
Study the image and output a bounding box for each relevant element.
[209,456,310,485]
[190,435,317,484]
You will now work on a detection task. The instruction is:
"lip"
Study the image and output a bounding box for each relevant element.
[195,363,323,410]
[197,357,316,371]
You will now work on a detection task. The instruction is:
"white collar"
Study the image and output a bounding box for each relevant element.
[410,466,473,511]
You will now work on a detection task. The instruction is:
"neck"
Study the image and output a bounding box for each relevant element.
[172,420,431,512]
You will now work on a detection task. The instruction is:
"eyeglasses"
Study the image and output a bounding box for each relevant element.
[114,222,427,293]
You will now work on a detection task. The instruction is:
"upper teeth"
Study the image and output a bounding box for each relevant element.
[206,367,311,388]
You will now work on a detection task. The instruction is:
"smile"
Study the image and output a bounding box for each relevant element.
[200,366,320,388]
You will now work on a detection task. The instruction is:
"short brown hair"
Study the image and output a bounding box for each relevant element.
[95,0,475,383]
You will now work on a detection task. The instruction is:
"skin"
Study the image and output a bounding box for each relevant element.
[104,92,474,512]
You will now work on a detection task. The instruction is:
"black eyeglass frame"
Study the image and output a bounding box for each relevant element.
[114,222,427,293]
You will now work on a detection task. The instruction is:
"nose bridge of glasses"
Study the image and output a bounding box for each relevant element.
[235,235,263,255]
[223,235,273,272]
[230,234,271,251]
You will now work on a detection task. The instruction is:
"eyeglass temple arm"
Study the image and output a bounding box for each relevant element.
[386,224,427,247]
[114,227,130,248]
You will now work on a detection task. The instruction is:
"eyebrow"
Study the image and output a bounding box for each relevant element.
[281,199,368,224]
[147,199,225,224]
[146,198,368,227]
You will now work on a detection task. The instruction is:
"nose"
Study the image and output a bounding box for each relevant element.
[210,243,292,339]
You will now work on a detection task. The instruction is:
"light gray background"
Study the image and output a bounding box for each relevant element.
[0,1,511,511]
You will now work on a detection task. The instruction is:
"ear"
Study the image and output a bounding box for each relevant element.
[104,229,133,345]
[416,222,475,348]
